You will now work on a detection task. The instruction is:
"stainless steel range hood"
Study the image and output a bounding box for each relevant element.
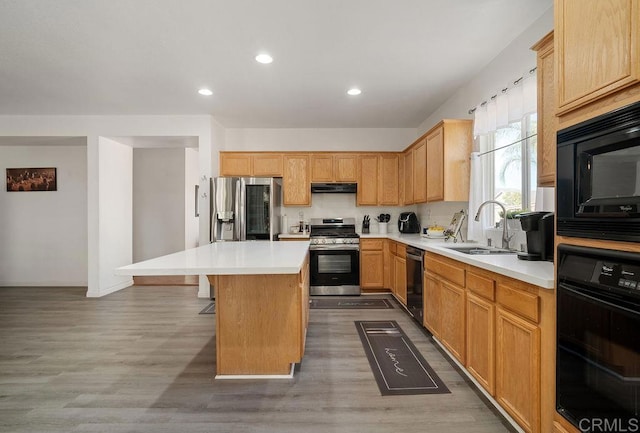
[311,183,357,193]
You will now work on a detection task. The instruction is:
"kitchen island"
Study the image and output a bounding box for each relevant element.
[116,241,310,378]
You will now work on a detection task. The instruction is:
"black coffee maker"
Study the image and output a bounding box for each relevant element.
[516,212,554,262]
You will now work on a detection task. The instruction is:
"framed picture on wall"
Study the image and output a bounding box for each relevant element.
[6,167,57,192]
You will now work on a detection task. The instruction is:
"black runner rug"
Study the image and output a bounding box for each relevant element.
[310,298,394,309]
[355,320,450,396]
[199,302,215,314]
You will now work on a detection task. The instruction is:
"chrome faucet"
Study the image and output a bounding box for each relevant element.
[474,200,514,250]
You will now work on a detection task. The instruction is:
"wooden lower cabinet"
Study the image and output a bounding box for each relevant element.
[211,253,310,376]
[466,291,495,395]
[423,271,441,337]
[394,255,407,305]
[299,255,310,357]
[421,253,552,433]
[360,239,385,289]
[439,280,466,363]
[496,306,541,433]
[553,420,576,433]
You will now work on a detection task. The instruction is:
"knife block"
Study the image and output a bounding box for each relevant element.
[362,222,370,234]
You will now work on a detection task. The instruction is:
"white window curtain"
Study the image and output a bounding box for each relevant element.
[467,71,537,242]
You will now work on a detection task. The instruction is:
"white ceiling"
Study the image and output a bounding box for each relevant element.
[0,0,552,128]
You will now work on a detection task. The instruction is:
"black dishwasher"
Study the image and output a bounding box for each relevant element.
[406,246,424,324]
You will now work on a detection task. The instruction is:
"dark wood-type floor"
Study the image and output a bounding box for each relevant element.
[0,287,514,433]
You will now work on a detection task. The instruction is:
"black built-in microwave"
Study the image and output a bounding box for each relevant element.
[557,100,640,242]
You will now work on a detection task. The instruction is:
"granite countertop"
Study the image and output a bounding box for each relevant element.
[361,233,554,289]
[115,241,310,276]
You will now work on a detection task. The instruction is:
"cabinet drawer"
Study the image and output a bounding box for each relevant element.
[361,239,384,251]
[467,271,495,301]
[496,283,539,324]
[425,256,465,287]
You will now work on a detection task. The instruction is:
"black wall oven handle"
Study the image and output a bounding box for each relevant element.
[559,283,639,317]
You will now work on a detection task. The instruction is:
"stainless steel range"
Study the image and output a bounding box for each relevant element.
[309,218,361,296]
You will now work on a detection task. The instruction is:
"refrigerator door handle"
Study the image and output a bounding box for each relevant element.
[236,178,244,241]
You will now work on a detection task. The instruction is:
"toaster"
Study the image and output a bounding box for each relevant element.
[398,212,420,233]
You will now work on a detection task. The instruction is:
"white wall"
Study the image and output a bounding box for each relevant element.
[0,145,88,286]
[185,148,199,249]
[133,148,186,262]
[225,128,416,152]
[0,115,214,297]
[417,7,554,135]
[92,137,133,297]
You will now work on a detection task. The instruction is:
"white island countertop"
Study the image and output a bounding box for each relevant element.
[115,241,310,276]
[361,233,554,289]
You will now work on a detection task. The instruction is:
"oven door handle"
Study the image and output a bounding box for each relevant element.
[560,284,639,316]
[310,245,360,251]
[407,253,423,262]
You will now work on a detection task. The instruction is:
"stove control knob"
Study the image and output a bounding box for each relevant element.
[331,239,337,244]
[320,239,326,244]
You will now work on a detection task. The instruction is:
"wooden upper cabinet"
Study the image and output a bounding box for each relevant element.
[220,152,252,176]
[555,0,640,115]
[403,150,414,205]
[310,154,334,182]
[220,152,283,177]
[357,154,379,206]
[252,154,283,177]
[283,154,311,206]
[378,154,400,206]
[310,154,357,182]
[413,138,427,203]
[532,31,556,187]
[334,154,357,182]
[429,120,472,202]
[426,126,444,202]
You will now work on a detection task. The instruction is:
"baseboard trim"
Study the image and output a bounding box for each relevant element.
[86,279,132,298]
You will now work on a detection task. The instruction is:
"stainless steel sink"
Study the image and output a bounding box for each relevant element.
[446,246,516,255]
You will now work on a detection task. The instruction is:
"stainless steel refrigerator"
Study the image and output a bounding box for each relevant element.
[210,177,282,242]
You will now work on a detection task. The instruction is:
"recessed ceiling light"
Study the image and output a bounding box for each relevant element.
[198,88,213,96]
[347,88,362,96]
[255,53,273,64]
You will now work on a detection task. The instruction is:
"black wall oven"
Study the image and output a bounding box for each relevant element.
[556,244,640,431]
[557,100,640,241]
